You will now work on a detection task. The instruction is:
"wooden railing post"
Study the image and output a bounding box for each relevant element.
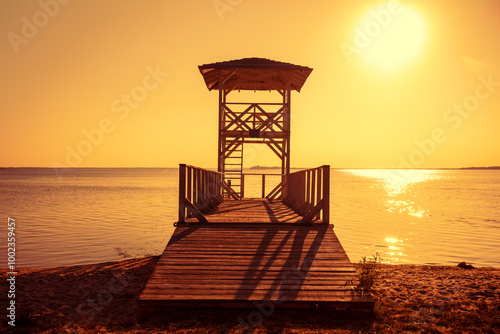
[262,174,266,198]
[241,174,245,198]
[316,168,321,220]
[322,165,330,224]
[306,170,311,213]
[197,169,202,206]
[187,166,192,204]
[178,164,186,223]
[311,170,316,216]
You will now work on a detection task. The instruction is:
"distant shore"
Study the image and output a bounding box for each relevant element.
[248,165,500,170]
[1,257,499,333]
[2,166,500,170]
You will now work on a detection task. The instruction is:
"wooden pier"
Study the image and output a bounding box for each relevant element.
[139,58,373,314]
[139,223,371,309]
[138,166,373,312]
[139,222,372,310]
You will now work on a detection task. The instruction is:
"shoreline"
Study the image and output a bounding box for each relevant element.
[1,257,499,333]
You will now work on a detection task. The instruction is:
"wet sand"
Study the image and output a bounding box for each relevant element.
[1,256,499,333]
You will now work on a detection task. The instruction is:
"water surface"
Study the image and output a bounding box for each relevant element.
[0,168,498,268]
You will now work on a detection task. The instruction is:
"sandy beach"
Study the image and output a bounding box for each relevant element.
[1,256,499,333]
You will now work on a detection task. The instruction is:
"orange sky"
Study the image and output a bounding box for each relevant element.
[1,0,500,168]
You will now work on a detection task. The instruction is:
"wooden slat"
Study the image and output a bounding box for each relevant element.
[142,291,359,301]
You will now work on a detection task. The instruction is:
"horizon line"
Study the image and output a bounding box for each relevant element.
[1,166,500,170]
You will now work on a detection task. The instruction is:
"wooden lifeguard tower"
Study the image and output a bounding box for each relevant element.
[199,57,312,198]
[139,58,373,317]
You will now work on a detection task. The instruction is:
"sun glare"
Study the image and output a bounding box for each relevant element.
[357,3,427,71]
[345,169,442,218]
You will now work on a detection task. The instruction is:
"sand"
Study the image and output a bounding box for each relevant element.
[1,257,499,333]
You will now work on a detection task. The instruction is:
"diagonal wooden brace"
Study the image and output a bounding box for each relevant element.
[299,199,324,225]
[184,198,208,223]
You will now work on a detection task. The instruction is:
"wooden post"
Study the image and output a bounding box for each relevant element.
[208,171,212,199]
[299,172,302,211]
[197,169,202,206]
[201,170,205,208]
[178,164,186,223]
[192,168,197,208]
[241,174,245,198]
[202,170,206,204]
[285,84,291,175]
[316,168,321,220]
[322,165,330,224]
[262,174,266,198]
[311,170,316,214]
[304,170,311,212]
[217,73,223,173]
[187,166,192,204]
[211,171,215,199]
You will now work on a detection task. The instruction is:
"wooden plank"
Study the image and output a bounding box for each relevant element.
[160,250,345,256]
[141,277,358,284]
[154,262,354,268]
[168,232,330,236]
[141,291,357,300]
[149,268,355,274]
[164,241,342,248]
[139,300,374,310]
[143,281,357,288]
[157,256,352,262]
[156,256,350,262]
[171,225,329,231]
[167,232,336,237]
[149,271,356,278]
[167,237,340,242]
[165,239,342,245]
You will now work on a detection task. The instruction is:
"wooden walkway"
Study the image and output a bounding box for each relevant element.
[185,198,305,224]
[139,199,373,311]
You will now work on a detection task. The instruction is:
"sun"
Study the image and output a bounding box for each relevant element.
[357,3,427,71]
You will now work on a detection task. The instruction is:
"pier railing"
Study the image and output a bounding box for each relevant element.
[178,164,238,223]
[241,173,284,199]
[178,164,330,224]
[282,165,330,224]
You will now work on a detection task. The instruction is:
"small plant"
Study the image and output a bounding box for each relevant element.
[355,253,383,296]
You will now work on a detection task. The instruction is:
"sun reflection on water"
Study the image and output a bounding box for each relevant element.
[344,169,441,218]
[385,237,400,244]
[342,170,445,264]
[383,237,407,263]
[386,199,426,217]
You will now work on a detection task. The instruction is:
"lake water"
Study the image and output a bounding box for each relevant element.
[0,168,499,268]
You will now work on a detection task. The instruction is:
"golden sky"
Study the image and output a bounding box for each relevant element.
[1,0,500,168]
